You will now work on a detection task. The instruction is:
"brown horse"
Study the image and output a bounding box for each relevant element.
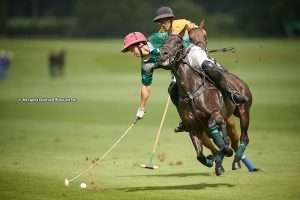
[189,20,253,164]
[158,24,252,176]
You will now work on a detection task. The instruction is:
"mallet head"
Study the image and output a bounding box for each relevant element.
[140,163,159,170]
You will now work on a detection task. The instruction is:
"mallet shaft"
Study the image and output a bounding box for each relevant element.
[68,118,138,183]
[151,96,170,154]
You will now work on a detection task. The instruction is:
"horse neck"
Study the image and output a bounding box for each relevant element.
[173,62,204,95]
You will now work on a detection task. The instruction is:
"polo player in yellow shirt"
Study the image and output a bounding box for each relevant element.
[153,6,198,35]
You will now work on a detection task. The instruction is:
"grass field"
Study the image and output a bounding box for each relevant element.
[0,38,300,200]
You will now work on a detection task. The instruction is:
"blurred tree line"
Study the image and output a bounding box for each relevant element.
[0,0,299,37]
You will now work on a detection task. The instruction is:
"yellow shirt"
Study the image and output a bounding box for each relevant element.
[159,19,198,36]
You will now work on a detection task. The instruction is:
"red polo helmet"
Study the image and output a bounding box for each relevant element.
[122,32,147,52]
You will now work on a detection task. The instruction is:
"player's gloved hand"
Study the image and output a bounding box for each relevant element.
[136,107,145,119]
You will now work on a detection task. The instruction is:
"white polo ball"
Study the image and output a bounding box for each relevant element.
[64,178,69,187]
[80,182,87,189]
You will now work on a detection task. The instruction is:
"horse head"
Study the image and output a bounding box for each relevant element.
[158,26,187,70]
[189,19,208,49]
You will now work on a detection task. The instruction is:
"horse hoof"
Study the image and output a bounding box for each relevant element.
[223,147,233,157]
[220,165,225,173]
[215,160,225,176]
[232,161,241,170]
[215,166,224,176]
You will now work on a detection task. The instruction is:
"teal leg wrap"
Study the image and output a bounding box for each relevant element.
[235,143,247,159]
[209,125,225,150]
[215,152,224,162]
[205,157,214,167]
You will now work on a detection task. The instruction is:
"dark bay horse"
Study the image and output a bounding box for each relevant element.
[158,26,252,176]
[189,21,253,165]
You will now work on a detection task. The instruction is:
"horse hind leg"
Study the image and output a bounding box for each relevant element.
[226,117,242,170]
[228,113,259,171]
[189,132,214,168]
[235,106,250,162]
[226,116,239,151]
[200,133,219,165]
[200,132,218,155]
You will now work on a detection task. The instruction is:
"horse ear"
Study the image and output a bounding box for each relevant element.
[178,24,188,38]
[199,19,205,29]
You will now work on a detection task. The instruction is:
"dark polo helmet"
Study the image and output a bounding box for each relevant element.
[153,6,175,22]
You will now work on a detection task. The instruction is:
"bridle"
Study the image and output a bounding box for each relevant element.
[160,34,186,67]
[160,34,209,104]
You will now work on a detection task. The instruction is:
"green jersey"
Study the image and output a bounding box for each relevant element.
[141,32,191,86]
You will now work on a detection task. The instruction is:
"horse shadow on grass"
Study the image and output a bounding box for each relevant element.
[119,172,212,178]
[115,182,235,192]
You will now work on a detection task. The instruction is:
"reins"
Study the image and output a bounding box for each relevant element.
[162,35,214,103]
[172,45,209,103]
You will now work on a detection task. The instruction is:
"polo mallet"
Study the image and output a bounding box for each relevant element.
[64,118,139,187]
[140,96,170,170]
[208,47,239,63]
[208,47,235,53]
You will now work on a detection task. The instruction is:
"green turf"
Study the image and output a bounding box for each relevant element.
[0,38,300,200]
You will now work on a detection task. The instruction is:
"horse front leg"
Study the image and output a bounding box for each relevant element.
[201,132,233,176]
[189,131,213,168]
[208,112,233,157]
[200,132,218,155]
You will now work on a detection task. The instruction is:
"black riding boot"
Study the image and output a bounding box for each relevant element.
[168,80,187,133]
[202,60,248,104]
